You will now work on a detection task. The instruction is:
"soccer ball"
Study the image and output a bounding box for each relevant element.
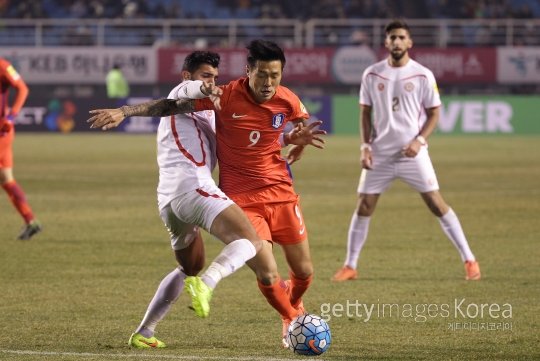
[287,314,331,356]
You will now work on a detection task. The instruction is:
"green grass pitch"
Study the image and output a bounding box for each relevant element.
[0,134,538,360]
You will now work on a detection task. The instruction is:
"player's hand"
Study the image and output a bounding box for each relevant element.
[0,115,14,136]
[87,108,125,130]
[361,148,373,169]
[401,140,421,158]
[287,120,326,148]
[286,144,305,165]
[201,82,223,111]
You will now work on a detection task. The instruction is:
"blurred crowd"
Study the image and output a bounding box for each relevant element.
[1,0,539,19]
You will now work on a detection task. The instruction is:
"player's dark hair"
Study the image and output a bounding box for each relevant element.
[246,39,286,69]
[182,51,220,73]
[385,19,411,35]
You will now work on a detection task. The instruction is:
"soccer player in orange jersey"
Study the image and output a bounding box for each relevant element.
[195,40,319,348]
[0,57,42,240]
[88,40,326,348]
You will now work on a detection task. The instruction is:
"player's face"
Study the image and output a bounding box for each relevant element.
[188,64,219,84]
[247,60,282,103]
[385,28,412,61]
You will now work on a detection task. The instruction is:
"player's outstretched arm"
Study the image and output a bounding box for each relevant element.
[87,98,195,130]
[87,82,223,130]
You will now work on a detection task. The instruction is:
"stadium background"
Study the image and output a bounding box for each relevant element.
[0,0,539,135]
[1,2,539,360]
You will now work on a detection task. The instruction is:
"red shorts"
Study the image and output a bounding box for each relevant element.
[0,128,14,168]
[229,183,308,245]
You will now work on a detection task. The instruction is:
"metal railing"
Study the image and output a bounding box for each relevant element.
[0,18,538,48]
[0,18,303,48]
[305,18,540,47]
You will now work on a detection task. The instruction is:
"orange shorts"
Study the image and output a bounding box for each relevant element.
[229,183,308,245]
[0,128,14,169]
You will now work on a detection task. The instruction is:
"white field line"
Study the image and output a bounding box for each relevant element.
[0,349,327,361]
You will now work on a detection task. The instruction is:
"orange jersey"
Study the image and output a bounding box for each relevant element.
[0,58,28,120]
[195,78,309,196]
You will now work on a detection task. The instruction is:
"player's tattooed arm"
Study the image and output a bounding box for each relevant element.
[88,82,221,130]
[87,98,196,130]
[120,98,195,117]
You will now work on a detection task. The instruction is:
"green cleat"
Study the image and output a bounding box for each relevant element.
[17,220,42,240]
[128,332,166,349]
[184,276,213,318]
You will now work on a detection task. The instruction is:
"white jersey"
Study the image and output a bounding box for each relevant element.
[359,58,441,157]
[157,81,218,210]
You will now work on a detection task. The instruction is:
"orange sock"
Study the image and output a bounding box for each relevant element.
[2,180,34,224]
[289,272,313,308]
[257,277,297,320]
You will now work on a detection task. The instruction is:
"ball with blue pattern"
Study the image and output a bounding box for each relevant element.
[287,314,331,356]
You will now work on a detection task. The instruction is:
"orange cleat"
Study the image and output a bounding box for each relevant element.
[331,265,358,282]
[465,260,481,280]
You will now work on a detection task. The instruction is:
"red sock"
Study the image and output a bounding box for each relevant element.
[289,272,313,308]
[2,180,34,224]
[257,277,297,320]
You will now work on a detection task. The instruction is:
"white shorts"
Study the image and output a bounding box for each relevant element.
[159,183,234,250]
[357,148,440,194]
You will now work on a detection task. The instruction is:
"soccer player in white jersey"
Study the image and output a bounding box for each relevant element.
[332,19,481,282]
[125,51,263,348]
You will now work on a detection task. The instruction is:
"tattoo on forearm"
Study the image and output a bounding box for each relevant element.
[120,98,196,117]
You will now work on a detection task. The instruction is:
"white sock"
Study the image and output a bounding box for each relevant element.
[201,238,256,289]
[345,214,371,269]
[135,267,185,337]
[438,208,475,262]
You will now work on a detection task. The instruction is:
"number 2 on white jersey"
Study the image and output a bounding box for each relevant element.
[248,130,260,147]
[392,96,400,112]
